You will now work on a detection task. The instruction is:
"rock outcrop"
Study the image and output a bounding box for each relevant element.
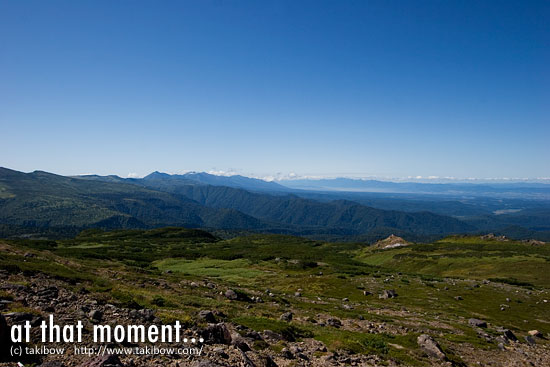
[373,235,410,250]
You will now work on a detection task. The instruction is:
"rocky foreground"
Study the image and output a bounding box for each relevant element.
[1,270,549,367]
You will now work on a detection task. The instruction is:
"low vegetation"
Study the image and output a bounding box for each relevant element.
[1,228,549,366]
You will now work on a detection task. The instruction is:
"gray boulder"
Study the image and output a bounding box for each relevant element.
[417,334,446,360]
[468,318,487,328]
[281,347,294,359]
[89,310,103,322]
[224,289,238,300]
[379,290,398,299]
[327,318,342,328]
[279,312,293,322]
[528,330,543,338]
[262,329,283,341]
[231,333,251,352]
[198,310,216,323]
[200,323,232,345]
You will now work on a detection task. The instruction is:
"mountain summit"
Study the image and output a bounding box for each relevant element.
[143,171,290,192]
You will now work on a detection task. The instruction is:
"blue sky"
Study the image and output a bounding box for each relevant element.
[1,0,548,180]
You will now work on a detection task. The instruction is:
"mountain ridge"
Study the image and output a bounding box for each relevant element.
[0,167,476,241]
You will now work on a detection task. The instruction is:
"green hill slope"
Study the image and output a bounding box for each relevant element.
[1,167,475,240]
[0,167,264,231]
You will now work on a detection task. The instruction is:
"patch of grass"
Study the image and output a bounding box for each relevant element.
[314,328,389,355]
[156,310,194,328]
[153,258,265,283]
[110,290,143,309]
[0,253,92,284]
[233,316,313,342]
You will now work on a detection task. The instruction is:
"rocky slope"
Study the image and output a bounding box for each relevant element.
[1,232,550,367]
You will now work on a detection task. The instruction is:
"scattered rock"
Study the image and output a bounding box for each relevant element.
[281,348,294,359]
[468,318,487,328]
[417,334,446,360]
[138,309,155,322]
[198,310,216,323]
[279,312,293,322]
[40,362,65,367]
[224,289,238,300]
[89,310,103,322]
[238,348,255,367]
[522,239,546,246]
[193,361,221,367]
[200,323,232,345]
[327,318,342,328]
[503,329,518,342]
[480,233,508,241]
[528,330,543,338]
[379,289,398,299]
[213,347,228,359]
[36,286,59,299]
[262,330,283,341]
[231,333,251,352]
[244,330,262,340]
[264,355,278,367]
[454,296,463,301]
[290,345,302,354]
[78,355,123,367]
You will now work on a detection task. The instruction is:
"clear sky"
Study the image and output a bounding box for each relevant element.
[1,0,548,180]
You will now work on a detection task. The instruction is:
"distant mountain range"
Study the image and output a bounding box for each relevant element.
[77,171,292,192]
[0,167,474,241]
[1,168,549,241]
[279,177,550,199]
[145,171,292,192]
